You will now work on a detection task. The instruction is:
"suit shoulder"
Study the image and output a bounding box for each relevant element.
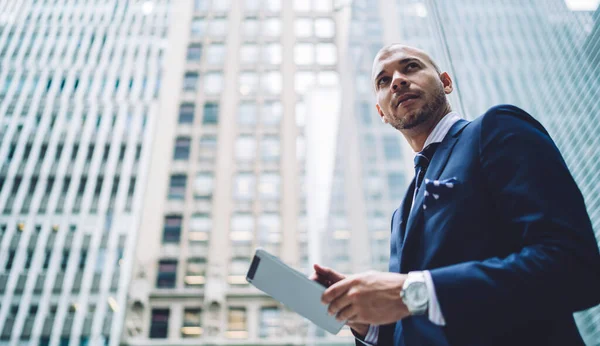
[476,104,549,138]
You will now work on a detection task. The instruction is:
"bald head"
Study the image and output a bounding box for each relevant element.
[372,44,441,87]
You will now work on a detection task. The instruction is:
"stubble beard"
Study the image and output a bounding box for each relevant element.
[388,88,447,131]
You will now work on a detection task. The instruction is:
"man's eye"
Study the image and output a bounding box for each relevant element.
[378,77,390,86]
[407,62,419,70]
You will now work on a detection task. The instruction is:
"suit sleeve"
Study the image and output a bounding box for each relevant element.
[429,105,600,338]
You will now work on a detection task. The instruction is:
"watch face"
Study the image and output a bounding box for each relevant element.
[406,282,428,306]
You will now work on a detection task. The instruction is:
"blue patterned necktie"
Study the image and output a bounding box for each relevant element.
[414,142,441,190]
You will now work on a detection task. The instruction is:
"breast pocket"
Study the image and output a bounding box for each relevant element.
[422,177,467,213]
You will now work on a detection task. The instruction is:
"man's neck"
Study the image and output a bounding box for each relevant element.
[401,107,452,152]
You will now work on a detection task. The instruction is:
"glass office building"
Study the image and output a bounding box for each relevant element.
[0,0,172,345]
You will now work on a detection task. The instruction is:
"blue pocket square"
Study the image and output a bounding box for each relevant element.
[423,178,460,210]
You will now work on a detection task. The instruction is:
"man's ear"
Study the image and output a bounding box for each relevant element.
[376,104,387,123]
[440,72,453,94]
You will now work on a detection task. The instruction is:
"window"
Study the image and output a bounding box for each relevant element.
[185,258,206,287]
[258,173,280,199]
[173,137,191,160]
[230,214,254,243]
[199,135,218,161]
[261,71,281,94]
[203,72,223,95]
[245,0,260,11]
[295,71,316,93]
[187,44,202,62]
[262,102,282,125]
[239,72,258,95]
[189,213,211,242]
[242,18,259,37]
[258,213,280,244]
[236,136,256,162]
[383,136,402,161]
[206,44,225,65]
[150,308,169,338]
[295,18,312,37]
[156,260,177,288]
[293,0,310,11]
[168,174,187,200]
[259,307,280,338]
[387,172,406,200]
[262,18,281,37]
[191,18,206,37]
[182,308,202,337]
[179,103,195,124]
[234,173,255,200]
[316,43,337,65]
[183,72,199,91]
[194,173,214,198]
[240,44,259,64]
[229,258,250,285]
[210,18,228,36]
[315,18,335,38]
[238,102,256,125]
[203,103,219,124]
[227,307,247,336]
[265,0,281,12]
[294,43,314,65]
[262,43,281,65]
[261,136,280,162]
[213,0,230,11]
[162,215,182,243]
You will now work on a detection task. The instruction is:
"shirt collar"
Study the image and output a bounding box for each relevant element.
[416,111,463,154]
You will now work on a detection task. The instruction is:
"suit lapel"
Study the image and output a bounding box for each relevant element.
[400,119,469,271]
[394,178,415,272]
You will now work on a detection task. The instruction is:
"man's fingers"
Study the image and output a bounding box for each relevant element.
[335,304,357,322]
[322,278,352,304]
[328,293,352,318]
[314,263,345,281]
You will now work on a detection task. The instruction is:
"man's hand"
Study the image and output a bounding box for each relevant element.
[310,264,370,337]
[321,271,410,325]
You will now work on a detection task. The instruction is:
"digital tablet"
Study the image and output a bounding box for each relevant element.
[246,248,346,335]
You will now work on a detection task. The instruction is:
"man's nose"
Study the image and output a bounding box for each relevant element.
[392,72,409,91]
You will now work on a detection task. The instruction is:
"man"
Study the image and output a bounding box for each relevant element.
[311,44,600,345]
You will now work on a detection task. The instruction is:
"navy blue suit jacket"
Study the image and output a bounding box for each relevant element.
[361,105,600,346]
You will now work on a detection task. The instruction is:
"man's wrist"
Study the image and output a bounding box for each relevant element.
[401,271,429,316]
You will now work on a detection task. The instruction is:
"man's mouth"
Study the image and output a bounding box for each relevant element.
[396,94,420,107]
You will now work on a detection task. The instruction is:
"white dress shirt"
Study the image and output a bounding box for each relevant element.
[357,112,462,346]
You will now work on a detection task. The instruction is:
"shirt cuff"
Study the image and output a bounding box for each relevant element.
[423,270,446,326]
[364,325,379,344]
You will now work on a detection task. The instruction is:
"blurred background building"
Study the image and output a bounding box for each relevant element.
[0,0,172,345]
[0,0,598,346]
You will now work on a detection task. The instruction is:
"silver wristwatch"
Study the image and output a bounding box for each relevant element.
[400,271,429,316]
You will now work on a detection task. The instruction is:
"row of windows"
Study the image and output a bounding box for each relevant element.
[1,174,137,215]
[0,301,112,344]
[190,17,335,39]
[160,212,281,245]
[150,305,281,339]
[155,257,250,288]
[165,169,281,201]
[194,0,336,13]
[181,69,339,96]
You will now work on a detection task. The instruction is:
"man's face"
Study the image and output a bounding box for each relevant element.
[372,46,451,130]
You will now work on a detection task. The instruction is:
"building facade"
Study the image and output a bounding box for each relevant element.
[0,0,172,345]
[122,0,350,345]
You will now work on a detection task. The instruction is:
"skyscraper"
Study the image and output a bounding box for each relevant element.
[122,0,349,344]
[0,1,172,345]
